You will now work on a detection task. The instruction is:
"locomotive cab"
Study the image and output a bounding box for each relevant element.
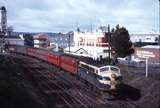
[97,66,122,90]
[78,61,122,91]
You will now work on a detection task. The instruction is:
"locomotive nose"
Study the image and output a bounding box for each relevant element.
[111,74,116,78]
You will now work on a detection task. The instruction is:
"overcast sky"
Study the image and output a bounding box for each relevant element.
[0,0,159,33]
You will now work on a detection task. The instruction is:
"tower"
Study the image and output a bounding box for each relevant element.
[0,6,7,53]
[0,6,7,32]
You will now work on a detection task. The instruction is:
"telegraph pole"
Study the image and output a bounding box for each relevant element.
[108,24,111,65]
[159,0,160,33]
[69,33,70,53]
[159,0,160,64]
[68,32,72,53]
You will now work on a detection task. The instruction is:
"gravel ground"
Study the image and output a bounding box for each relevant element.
[118,65,160,108]
[0,55,47,108]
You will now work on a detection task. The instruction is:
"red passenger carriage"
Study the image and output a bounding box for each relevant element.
[27,48,48,61]
[47,51,62,66]
[60,55,78,74]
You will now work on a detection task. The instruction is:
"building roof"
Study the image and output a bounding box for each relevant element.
[142,45,160,49]
[33,33,48,40]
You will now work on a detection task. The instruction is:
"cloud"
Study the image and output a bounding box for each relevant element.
[1,0,159,33]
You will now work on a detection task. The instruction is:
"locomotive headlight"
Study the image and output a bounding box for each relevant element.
[111,74,116,78]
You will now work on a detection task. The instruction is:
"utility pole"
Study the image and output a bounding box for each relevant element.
[158,0,160,64]
[108,24,111,65]
[90,23,93,33]
[68,33,71,53]
[145,57,148,78]
[159,0,160,34]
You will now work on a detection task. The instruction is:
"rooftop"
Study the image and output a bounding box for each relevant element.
[142,45,160,49]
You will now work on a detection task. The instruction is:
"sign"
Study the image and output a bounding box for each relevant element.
[136,50,154,78]
[136,50,155,58]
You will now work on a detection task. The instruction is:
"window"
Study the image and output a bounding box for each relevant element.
[146,38,150,40]
[100,67,109,72]
[97,75,111,81]
[110,67,119,71]
[103,50,108,53]
[91,42,94,46]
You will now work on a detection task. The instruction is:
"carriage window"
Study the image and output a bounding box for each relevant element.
[110,67,119,71]
[100,67,109,72]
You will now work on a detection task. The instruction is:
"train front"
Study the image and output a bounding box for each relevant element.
[97,66,122,91]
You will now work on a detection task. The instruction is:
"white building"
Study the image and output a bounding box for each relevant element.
[130,33,159,43]
[6,38,24,46]
[64,30,111,60]
[5,34,24,46]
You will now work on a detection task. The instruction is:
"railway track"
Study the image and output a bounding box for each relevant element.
[6,53,146,108]
[9,54,107,108]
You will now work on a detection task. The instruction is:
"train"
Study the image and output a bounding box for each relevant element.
[7,45,122,91]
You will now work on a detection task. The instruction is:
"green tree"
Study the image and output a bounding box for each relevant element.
[111,25,134,59]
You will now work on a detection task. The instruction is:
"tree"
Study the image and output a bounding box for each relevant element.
[111,25,134,59]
